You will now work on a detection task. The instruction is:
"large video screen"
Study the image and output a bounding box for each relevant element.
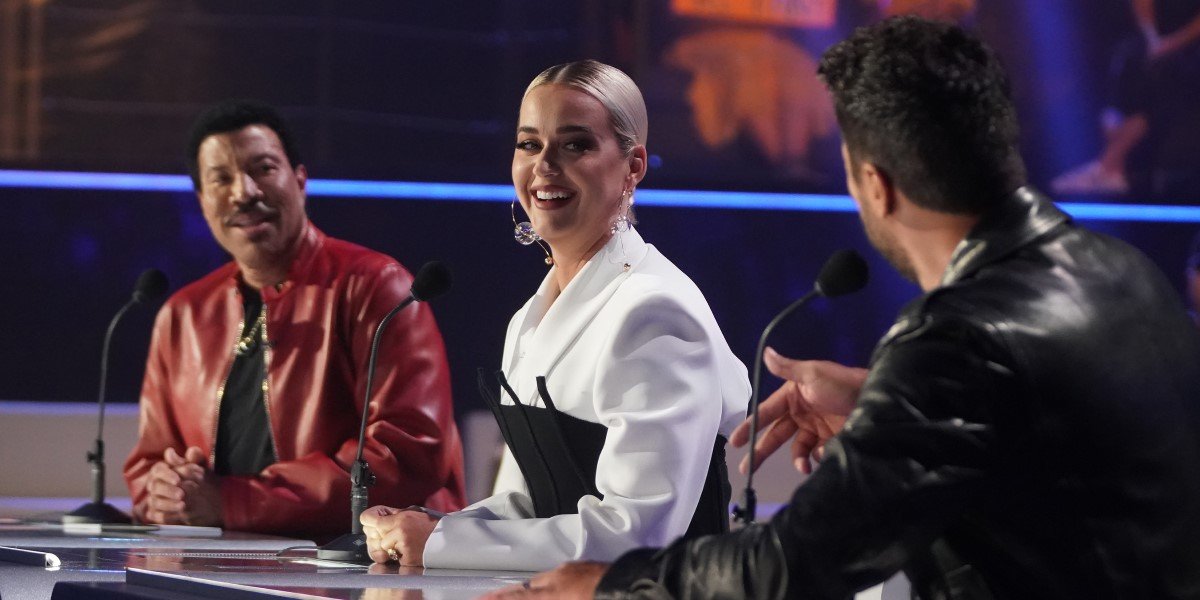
[1,0,1197,202]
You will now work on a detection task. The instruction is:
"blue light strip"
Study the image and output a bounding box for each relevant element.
[0,170,191,192]
[636,189,856,212]
[1,168,1198,222]
[1058,202,1200,223]
[309,178,512,202]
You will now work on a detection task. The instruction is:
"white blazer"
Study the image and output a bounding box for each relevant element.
[423,228,751,571]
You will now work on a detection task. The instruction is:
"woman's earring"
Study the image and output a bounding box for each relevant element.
[514,221,541,245]
[512,199,541,245]
[511,199,554,265]
[610,190,633,235]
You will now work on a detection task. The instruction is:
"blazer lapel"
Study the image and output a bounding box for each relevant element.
[508,228,651,404]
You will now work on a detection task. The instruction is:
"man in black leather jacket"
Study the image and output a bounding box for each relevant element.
[485,16,1200,600]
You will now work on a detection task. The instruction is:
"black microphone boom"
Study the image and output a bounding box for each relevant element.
[731,250,867,526]
[64,268,168,525]
[318,261,452,563]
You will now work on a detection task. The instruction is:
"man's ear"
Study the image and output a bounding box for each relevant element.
[295,164,308,191]
[860,162,897,217]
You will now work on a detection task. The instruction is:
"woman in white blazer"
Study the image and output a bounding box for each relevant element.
[360,60,751,572]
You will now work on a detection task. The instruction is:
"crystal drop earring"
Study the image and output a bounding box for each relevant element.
[610,190,634,235]
[512,199,541,245]
[511,199,554,265]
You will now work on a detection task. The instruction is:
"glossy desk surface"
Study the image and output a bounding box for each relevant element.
[0,516,525,600]
[2,507,906,599]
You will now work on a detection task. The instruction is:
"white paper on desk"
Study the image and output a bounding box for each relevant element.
[290,557,373,569]
[60,522,222,537]
[61,523,104,535]
[151,524,223,537]
[62,522,156,535]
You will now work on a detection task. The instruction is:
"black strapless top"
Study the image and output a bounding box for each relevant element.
[478,369,730,539]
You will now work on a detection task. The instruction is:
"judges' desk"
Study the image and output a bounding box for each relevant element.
[43,550,523,599]
[1,517,523,600]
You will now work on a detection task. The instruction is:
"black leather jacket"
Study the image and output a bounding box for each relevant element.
[596,188,1200,599]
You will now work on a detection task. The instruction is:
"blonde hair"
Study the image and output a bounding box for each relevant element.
[524,60,648,155]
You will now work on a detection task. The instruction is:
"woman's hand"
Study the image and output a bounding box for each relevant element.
[359,505,441,567]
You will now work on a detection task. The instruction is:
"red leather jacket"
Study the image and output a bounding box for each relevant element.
[124,224,465,539]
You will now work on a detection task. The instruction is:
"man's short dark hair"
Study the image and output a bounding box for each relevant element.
[185,99,303,190]
[818,16,1026,215]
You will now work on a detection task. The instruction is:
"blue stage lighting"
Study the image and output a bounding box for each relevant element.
[1,169,1198,222]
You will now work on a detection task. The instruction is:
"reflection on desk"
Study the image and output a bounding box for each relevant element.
[1,516,526,600]
[53,569,522,600]
[0,515,314,600]
[0,521,306,550]
[41,551,524,599]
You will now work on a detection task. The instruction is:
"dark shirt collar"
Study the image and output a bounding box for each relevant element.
[940,186,1070,286]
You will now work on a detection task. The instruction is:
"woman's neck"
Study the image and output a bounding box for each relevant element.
[545,231,614,305]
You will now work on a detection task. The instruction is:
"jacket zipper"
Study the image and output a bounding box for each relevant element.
[260,304,280,462]
[209,306,243,468]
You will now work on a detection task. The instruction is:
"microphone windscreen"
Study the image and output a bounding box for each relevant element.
[132,269,169,304]
[410,261,452,302]
[814,250,869,298]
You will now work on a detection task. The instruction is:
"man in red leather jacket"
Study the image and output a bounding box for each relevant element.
[123,100,465,539]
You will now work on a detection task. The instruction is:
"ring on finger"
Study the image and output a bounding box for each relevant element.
[386,547,399,562]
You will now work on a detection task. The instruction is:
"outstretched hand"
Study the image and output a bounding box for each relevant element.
[731,347,868,474]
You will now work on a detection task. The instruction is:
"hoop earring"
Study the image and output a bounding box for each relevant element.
[610,190,634,235]
[511,199,554,265]
[512,199,539,245]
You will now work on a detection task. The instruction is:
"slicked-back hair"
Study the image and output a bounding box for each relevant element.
[185,99,302,191]
[818,16,1026,215]
[525,59,648,156]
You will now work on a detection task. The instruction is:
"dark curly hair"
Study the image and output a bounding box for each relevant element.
[185,99,303,191]
[818,16,1026,215]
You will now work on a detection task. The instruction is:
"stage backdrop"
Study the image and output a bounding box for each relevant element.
[0,187,1196,414]
[2,0,1198,199]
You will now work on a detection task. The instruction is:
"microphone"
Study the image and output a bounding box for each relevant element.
[732,250,867,526]
[318,261,452,562]
[64,269,169,524]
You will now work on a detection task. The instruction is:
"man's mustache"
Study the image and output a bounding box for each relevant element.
[224,200,279,227]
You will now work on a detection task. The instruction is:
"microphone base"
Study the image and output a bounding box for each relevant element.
[316,532,372,564]
[732,489,757,527]
[62,501,132,525]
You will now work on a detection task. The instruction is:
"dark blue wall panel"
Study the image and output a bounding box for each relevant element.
[1,189,1194,417]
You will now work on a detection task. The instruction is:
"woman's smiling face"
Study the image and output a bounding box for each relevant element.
[512,84,639,252]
